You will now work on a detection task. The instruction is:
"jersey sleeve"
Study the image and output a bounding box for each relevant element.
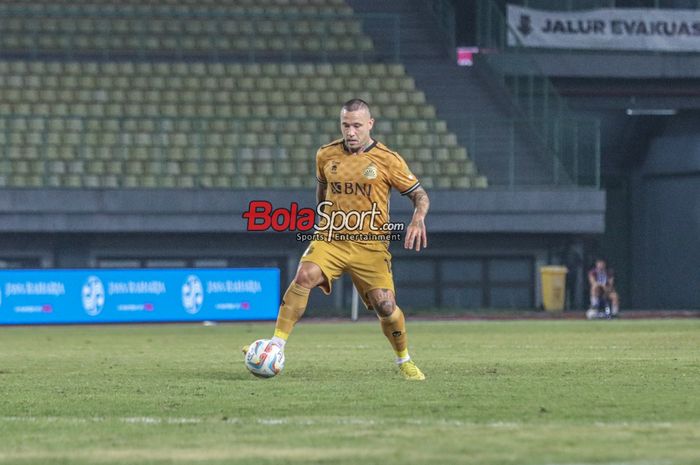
[388,152,421,195]
[315,149,327,184]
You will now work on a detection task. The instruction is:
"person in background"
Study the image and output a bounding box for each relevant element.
[587,258,620,319]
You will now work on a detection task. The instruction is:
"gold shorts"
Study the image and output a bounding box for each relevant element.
[300,240,394,310]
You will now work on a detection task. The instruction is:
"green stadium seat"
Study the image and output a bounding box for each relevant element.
[106,161,123,175]
[453,177,471,189]
[449,147,468,160]
[406,135,422,148]
[63,174,83,188]
[416,149,433,161]
[420,106,437,119]
[285,176,304,188]
[239,162,254,175]
[400,105,419,119]
[6,174,21,188]
[434,148,450,161]
[218,162,235,176]
[440,134,458,146]
[436,177,453,189]
[82,175,101,188]
[473,176,488,188]
[434,120,448,133]
[0,51,482,190]
[231,177,249,189]
[250,176,268,188]
[463,161,477,175]
[409,91,427,105]
[101,175,120,188]
[422,134,438,147]
[420,176,434,189]
[380,105,400,119]
[177,176,196,189]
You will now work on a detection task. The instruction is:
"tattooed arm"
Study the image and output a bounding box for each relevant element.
[404,186,429,252]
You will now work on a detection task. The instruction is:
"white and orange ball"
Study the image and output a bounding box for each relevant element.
[244,339,285,378]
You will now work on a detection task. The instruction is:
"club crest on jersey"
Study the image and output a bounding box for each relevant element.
[363,164,378,180]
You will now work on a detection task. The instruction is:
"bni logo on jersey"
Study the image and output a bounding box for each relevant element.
[182,275,204,314]
[82,276,105,316]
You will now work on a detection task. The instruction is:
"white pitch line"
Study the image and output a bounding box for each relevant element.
[542,461,672,465]
[122,417,163,424]
[0,416,682,430]
[257,418,287,425]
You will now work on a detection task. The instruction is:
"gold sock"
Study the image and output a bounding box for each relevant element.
[379,306,408,357]
[273,282,311,341]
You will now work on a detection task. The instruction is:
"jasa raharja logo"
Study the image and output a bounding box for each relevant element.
[182,275,204,314]
[82,276,105,316]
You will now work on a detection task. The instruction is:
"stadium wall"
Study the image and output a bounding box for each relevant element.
[0,188,604,312]
[629,114,700,309]
[0,189,604,234]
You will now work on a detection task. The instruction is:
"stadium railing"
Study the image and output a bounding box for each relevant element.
[475,0,601,188]
[423,0,457,58]
[464,116,600,188]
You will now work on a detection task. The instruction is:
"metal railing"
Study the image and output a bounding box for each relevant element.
[476,0,601,188]
[424,0,457,57]
[462,117,600,187]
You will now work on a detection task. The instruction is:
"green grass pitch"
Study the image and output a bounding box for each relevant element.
[0,319,698,465]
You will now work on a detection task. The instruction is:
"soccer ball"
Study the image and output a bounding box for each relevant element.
[244,339,285,378]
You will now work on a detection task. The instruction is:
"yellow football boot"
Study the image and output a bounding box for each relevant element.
[398,360,426,381]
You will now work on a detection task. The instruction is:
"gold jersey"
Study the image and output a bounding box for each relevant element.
[315,139,420,240]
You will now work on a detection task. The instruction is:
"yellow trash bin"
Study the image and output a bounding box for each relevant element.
[540,266,568,312]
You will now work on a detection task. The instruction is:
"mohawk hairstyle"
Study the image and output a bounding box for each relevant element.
[341,98,371,114]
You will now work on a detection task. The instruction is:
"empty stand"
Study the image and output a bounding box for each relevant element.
[0,61,485,189]
[0,0,484,190]
[0,1,372,60]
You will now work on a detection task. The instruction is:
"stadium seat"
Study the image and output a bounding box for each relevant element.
[0,2,485,192]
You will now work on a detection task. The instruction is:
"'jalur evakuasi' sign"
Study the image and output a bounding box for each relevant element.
[507,4,700,52]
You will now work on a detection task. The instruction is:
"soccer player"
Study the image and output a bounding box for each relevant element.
[245,99,429,380]
[588,258,619,317]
